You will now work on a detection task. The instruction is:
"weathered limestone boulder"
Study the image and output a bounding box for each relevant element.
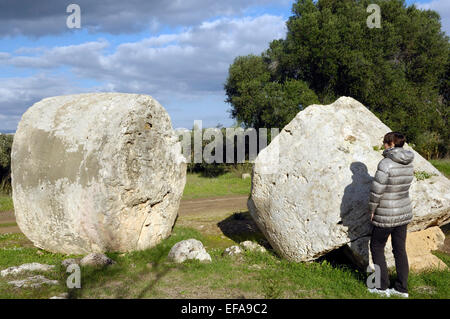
[167,238,212,263]
[12,93,186,254]
[347,226,447,271]
[248,96,450,263]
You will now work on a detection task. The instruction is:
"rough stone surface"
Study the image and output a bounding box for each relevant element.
[248,96,450,263]
[11,93,187,254]
[79,253,115,267]
[61,258,80,268]
[1,263,55,277]
[222,245,243,256]
[347,226,448,271]
[240,241,267,253]
[167,238,212,263]
[8,275,59,288]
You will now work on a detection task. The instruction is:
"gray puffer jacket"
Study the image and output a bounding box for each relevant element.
[369,146,415,228]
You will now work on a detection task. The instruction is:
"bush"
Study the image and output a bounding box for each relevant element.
[0,134,13,194]
[179,127,259,177]
[414,131,444,160]
[414,170,437,181]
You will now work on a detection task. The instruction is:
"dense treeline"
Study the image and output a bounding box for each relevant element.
[0,134,13,194]
[224,0,449,159]
[177,126,268,177]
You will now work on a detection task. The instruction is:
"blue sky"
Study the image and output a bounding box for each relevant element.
[0,0,448,132]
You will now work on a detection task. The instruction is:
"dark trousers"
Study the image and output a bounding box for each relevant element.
[369,224,409,293]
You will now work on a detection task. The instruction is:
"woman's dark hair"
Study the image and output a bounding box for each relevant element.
[383,132,406,147]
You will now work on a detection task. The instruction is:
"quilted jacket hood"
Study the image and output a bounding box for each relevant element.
[382,147,414,165]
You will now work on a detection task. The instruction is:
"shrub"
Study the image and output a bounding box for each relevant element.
[0,134,13,194]
[414,170,437,181]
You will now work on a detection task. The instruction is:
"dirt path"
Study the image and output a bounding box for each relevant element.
[0,195,249,235]
[2,196,448,255]
[179,194,248,215]
[0,210,19,234]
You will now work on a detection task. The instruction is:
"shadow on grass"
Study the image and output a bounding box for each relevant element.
[62,253,178,299]
[60,247,188,298]
[217,211,268,246]
[58,226,209,299]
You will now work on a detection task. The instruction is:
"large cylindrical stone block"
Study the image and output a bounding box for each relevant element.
[11,93,187,254]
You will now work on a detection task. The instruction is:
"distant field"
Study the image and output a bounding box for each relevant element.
[182,172,251,200]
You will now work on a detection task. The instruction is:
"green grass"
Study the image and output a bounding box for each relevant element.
[0,227,448,299]
[0,194,13,212]
[430,159,450,178]
[414,170,438,181]
[182,172,251,200]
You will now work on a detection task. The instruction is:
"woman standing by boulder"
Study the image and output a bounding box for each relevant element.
[368,132,415,298]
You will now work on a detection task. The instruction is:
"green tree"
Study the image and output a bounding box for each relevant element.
[0,134,13,194]
[225,0,449,157]
[224,54,319,130]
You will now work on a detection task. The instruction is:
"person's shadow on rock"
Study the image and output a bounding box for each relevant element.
[339,162,374,269]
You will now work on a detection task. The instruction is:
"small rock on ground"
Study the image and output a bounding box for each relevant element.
[8,275,58,288]
[240,240,267,253]
[168,238,212,263]
[1,263,55,277]
[80,253,116,267]
[222,245,243,256]
[50,292,69,299]
[61,258,81,268]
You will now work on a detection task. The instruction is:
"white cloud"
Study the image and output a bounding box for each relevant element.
[0,0,291,37]
[0,14,287,131]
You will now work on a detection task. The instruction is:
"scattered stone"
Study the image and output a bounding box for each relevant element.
[8,275,58,288]
[79,253,116,267]
[242,173,251,179]
[50,293,69,299]
[414,286,437,295]
[36,250,44,255]
[167,239,212,263]
[61,258,80,268]
[248,96,450,263]
[249,264,263,270]
[222,245,243,256]
[1,263,55,277]
[11,93,187,254]
[240,240,267,253]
